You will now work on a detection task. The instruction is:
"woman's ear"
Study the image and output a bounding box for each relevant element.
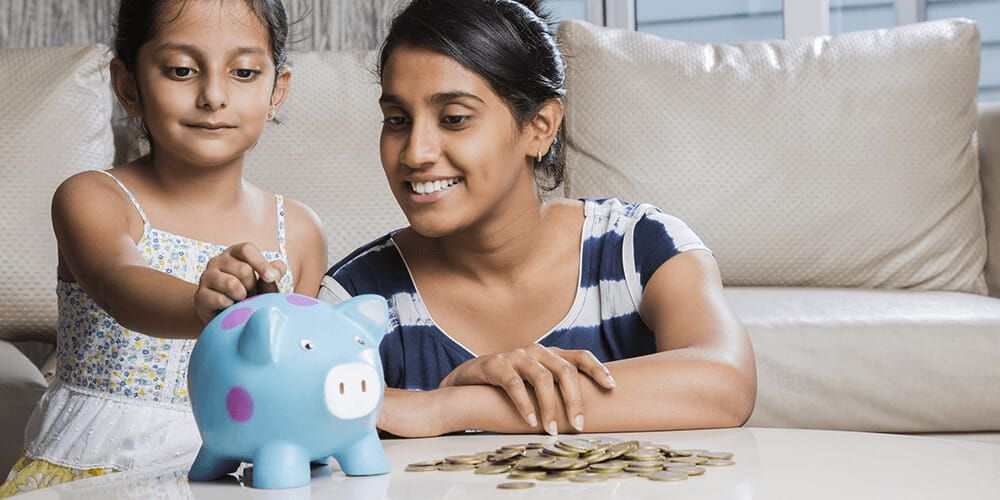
[528,98,564,158]
[270,66,293,113]
[110,58,141,117]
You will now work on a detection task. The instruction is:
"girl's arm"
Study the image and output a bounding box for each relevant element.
[52,172,205,339]
[379,250,757,436]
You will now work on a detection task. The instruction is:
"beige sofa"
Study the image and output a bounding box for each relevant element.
[2,19,999,477]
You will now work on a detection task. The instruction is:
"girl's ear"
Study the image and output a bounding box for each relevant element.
[270,66,293,113]
[527,98,564,161]
[110,58,141,117]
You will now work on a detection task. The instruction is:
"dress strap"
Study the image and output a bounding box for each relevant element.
[275,195,287,254]
[95,170,151,231]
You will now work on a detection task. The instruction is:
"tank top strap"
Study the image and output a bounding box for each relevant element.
[275,194,287,254]
[95,170,151,231]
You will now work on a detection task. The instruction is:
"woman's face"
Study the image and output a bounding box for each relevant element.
[378,45,538,238]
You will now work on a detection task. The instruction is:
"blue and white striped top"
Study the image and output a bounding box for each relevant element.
[319,198,710,391]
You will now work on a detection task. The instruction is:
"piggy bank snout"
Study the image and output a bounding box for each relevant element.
[324,363,381,420]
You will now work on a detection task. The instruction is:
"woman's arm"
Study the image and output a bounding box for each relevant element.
[379,250,756,436]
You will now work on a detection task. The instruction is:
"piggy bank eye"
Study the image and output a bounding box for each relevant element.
[354,336,365,346]
[300,339,315,351]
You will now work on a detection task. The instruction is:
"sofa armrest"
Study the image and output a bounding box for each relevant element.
[979,102,1000,298]
[0,340,48,478]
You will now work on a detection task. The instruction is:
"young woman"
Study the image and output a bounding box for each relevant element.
[326,0,757,438]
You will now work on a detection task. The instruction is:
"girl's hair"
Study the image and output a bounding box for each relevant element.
[114,0,289,76]
[378,0,567,192]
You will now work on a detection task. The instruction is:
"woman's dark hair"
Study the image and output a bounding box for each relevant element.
[378,0,567,192]
[114,0,289,75]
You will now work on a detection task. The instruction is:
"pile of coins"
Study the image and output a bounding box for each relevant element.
[404,436,735,490]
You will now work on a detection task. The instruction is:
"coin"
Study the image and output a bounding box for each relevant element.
[702,459,736,467]
[516,456,555,469]
[407,460,442,467]
[445,455,486,465]
[675,449,709,456]
[542,444,579,458]
[539,473,567,481]
[508,471,547,480]
[497,482,535,490]
[664,465,706,476]
[438,463,477,472]
[555,469,585,477]
[701,451,734,460]
[668,456,706,465]
[541,457,579,470]
[570,472,608,483]
[500,444,528,451]
[624,448,662,461]
[475,464,512,475]
[404,465,438,472]
[588,461,628,472]
[489,449,523,462]
[558,438,598,452]
[646,471,689,482]
[606,471,638,479]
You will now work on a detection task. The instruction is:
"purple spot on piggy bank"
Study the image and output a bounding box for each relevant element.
[187,293,390,489]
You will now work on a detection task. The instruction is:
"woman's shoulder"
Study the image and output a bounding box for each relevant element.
[322,230,414,298]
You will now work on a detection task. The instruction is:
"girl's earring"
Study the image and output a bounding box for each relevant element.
[536,149,543,164]
[266,106,276,121]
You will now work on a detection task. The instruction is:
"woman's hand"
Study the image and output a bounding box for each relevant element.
[439,344,616,435]
[378,388,452,438]
[194,242,286,324]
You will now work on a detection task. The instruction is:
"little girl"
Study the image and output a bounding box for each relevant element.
[0,0,326,496]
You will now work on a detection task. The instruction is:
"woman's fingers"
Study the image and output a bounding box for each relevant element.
[482,356,539,429]
[516,356,561,435]
[556,347,617,390]
[533,348,587,432]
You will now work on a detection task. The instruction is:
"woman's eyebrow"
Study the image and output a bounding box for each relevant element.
[379,91,484,107]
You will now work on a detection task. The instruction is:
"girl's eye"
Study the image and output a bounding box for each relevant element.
[442,115,470,126]
[300,339,315,351]
[232,68,261,80]
[354,336,365,346]
[165,67,196,79]
[382,116,409,128]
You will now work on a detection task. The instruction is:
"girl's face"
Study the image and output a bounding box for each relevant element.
[117,0,289,168]
[378,45,540,238]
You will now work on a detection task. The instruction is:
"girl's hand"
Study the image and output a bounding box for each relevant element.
[194,242,287,324]
[438,344,616,435]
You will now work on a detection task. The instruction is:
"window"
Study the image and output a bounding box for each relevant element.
[591,0,998,101]
[635,1,784,44]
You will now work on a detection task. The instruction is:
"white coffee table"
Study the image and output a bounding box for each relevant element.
[14,427,1000,499]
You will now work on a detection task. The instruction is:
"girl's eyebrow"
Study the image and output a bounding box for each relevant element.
[153,43,266,57]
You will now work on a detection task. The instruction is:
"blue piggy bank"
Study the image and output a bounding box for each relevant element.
[187,293,390,489]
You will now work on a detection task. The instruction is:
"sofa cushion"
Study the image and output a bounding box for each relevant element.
[560,19,987,294]
[728,288,1000,432]
[243,50,408,264]
[0,340,48,478]
[0,45,115,341]
[979,102,1000,298]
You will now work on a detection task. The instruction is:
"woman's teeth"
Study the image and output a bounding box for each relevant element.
[409,178,462,195]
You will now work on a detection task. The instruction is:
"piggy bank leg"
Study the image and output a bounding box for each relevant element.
[188,446,241,481]
[332,430,390,476]
[250,442,311,489]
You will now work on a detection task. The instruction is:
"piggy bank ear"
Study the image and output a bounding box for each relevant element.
[238,306,287,364]
[339,295,389,346]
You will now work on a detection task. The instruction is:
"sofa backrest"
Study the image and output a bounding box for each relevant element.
[979,102,1000,298]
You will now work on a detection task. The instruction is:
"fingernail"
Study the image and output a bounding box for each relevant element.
[574,415,584,431]
[527,413,538,427]
[607,375,617,388]
[265,269,279,282]
[546,421,558,436]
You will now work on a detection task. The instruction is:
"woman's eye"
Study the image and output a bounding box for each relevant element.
[232,68,261,80]
[300,339,315,351]
[354,336,365,346]
[165,67,196,79]
[442,115,470,126]
[382,116,409,128]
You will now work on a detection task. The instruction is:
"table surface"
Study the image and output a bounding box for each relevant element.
[16,427,1000,499]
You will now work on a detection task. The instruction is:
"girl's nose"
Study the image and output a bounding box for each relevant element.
[197,73,228,111]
